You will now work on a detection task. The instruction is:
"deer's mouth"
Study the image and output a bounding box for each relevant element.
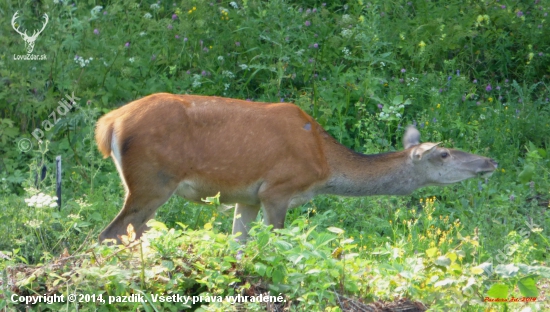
[478,170,495,178]
[475,159,498,178]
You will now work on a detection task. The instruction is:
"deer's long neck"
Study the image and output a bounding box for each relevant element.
[318,135,420,196]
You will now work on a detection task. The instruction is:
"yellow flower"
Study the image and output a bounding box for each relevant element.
[476,15,484,23]
[175,9,182,15]
[501,169,505,173]
[418,41,426,48]
[193,6,196,11]
[488,97,493,102]
[437,103,441,108]
[425,121,429,126]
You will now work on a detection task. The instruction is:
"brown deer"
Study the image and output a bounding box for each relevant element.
[95,93,497,242]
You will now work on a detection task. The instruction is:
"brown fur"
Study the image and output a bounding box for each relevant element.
[96,93,498,242]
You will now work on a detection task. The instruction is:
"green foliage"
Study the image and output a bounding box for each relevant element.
[1,0,549,310]
[2,219,548,311]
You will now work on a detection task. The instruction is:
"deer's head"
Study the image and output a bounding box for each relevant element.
[403,126,498,186]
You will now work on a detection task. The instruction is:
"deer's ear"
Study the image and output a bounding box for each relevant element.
[410,142,441,161]
[403,126,421,149]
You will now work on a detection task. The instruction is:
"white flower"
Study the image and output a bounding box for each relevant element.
[25,220,43,229]
[295,49,305,56]
[192,74,202,88]
[341,29,352,38]
[91,6,103,17]
[239,64,248,70]
[129,57,135,63]
[222,70,235,78]
[342,14,352,23]
[150,3,160,10]
[217,56,224,61]
[140,31,147,36]
[224,83,230,90]
[144,13,152,19]
[342,47,350,56]
[230,1,238,9]
[74,56,93,68]
[24,192,58,208]
[68,214,82,220]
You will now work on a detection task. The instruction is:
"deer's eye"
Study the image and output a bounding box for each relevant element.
[441,152,449,158]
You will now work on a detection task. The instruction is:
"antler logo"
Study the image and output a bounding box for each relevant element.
[11,11,49,54]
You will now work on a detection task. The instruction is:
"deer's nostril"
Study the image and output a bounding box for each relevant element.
[490,159,498,168]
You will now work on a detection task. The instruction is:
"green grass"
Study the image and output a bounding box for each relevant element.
[1,0,549,311]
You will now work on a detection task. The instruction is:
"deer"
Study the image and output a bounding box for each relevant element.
[95,93,497,243]
[11,11,49,54]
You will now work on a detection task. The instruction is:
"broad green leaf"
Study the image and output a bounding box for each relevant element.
[517,277,539,298]
[272,268,284,283]
[536,266,550,278]
[257,232,269,247]
[425,247,438,258]
[162,260,174,270]
[434,278,455,287]
[487,283,508,299]
[147,219,168,230]
[273,240,293,251]
[495,264,519,278]
[471,267,485,275]
[392,95,404,105]
[476,262,493,275]
[341,238,354,245]
[435,256,451,267]
[447,252,457,263]
[254,262,267,276]
[327,227,344,234]
[518,164,535,183]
